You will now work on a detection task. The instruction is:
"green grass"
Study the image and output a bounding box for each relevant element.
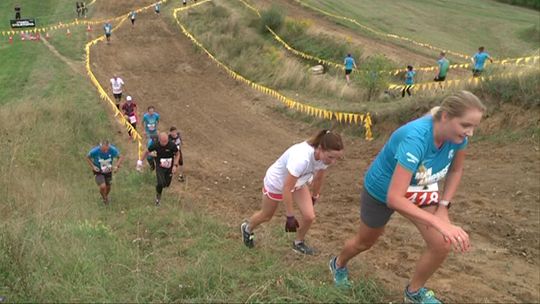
[299,0,540,57]
[179,1,389,109]
[0,0,81,31]
[0,1,385,302]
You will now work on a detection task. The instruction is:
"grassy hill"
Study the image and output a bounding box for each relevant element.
[0,1,383,302]
[297,0,540,57]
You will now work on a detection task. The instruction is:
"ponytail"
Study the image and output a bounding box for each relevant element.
[307,130,344,151]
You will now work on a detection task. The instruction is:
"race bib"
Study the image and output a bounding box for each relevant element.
[129,115,137,123]
[147,123,156,131]
[160,158,172,169]
[406,183,439,206]
[100,164,112,173]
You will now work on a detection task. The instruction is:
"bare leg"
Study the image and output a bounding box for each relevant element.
[293,187,315,242]
[408,206,451,292]
[336,219,385,268]
[247,194,279,231]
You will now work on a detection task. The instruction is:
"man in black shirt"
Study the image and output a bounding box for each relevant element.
[138,132,179,206]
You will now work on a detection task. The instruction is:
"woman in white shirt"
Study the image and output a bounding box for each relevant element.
[241,130,344,255]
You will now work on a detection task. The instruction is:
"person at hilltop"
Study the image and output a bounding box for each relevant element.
[81,2,87,18]
[434,52,449,83]
[402,65,416,98]
[104,21,113,44]
[472,46,493,78]
[154,3,161,15]
[130,10,137,27]
[110,73,125,109]
[86,140,125,205]
[241,130,344,255]
[138,132,180,206]
[344,53,357,85]
[76,2,81,18]
[329,91,485,304]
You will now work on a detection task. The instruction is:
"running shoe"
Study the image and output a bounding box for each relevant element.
[155,194,161,207]
[404,286,442,304]
[178,174,185,182]
[292,241,317,255]
[240,221,254,248]
[329,256,352,289]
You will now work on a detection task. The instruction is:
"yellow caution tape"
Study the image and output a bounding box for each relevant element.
[174,1,373,140]
[291,0,470,60]
[85,18,146,159]
[388,70,531,92]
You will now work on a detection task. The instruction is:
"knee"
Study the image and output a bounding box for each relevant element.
[259,212,274,222]
[350,235,378,252]
[428,237,452,256]
[302,213,316,224]
[99,184,107,191]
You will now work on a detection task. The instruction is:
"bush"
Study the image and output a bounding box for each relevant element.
[260,5,284,34]
[470,70,540,108]
[358,55,394,101]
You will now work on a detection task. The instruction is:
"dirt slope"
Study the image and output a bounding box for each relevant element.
[87,1,540,302]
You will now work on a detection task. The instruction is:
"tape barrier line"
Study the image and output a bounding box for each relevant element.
[1,1,163,37]
[237,0,539,79]
[85,0,172,159]
[174,2,373,140]
[385,55,540,76]
[387,70,532,92]
[291,0,470,60]
[238,0,343,71]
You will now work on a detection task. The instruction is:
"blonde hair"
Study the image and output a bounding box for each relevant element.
[432,91,486,120]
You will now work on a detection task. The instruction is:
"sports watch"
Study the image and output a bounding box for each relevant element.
[439,200,451,209]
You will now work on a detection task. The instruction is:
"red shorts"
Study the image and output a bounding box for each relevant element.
[262,186,283,201]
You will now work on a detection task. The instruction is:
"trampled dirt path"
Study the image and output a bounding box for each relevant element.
[88,1,540,302]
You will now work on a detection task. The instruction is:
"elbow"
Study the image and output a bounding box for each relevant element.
[386,194,402,210]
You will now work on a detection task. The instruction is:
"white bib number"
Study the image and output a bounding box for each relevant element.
[147,123,156,131]
[406,183,439,206]
[129,115,137,123]
[160,158,172,169]
[101,164,112,173]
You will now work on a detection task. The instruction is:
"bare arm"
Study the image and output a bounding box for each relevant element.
[436,150,465,220]
[114,154,125,172]
[388,164,470,252]
[282,173,299,217]
[311,170,326,198]
[387,165,440,227]
[86,156,99,172]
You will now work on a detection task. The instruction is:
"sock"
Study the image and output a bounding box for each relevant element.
[294,240,303,246]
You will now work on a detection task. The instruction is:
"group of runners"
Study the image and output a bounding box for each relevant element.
[87,71,185,206]
[88,3,490,302]
[344,46,494,98]
[75,2,88,18]
[240,90,485,304]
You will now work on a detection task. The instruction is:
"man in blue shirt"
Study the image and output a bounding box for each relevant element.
[472,46,493,77]
[142,105,160,139]
[86,140,125,205]
[343,53,357,85]
[402,65,415,98]
[103,21,112,44]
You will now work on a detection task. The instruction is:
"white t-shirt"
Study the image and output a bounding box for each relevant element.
[263,141,328,194]
[110,78,124,94]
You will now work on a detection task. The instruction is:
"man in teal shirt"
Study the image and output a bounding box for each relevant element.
[434,52,449,82]
[343,53,357,85]
[472,46,493,77]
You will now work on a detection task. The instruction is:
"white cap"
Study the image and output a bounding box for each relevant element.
[126,96,132,101]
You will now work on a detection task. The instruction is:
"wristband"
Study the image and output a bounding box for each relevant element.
[439,200,451,209]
